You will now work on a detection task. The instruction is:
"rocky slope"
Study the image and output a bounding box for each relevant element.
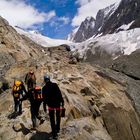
[0,16,47,82]
[111,48,140,80]
[0,45,140,140]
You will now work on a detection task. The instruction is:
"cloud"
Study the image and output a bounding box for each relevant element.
[58,17,70,25]
[0,0,55,29]
[72,0,120,27]
[76,0,91,6]
[50,16,70,28]
[46,11,56,21]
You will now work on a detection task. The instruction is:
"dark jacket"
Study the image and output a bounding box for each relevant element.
[42,81,64,108]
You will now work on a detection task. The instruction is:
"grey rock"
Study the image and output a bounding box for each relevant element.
[72,17,95,42]
[101,103,140,140]
[112,49,140,80]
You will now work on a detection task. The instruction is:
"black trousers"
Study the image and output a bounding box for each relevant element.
[14,98,22,113]
[30,100,42,127]
[49,109,61,135]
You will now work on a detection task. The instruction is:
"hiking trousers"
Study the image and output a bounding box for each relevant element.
[30,100,42,127]
[14,98,22,113]
[49,109,61,135]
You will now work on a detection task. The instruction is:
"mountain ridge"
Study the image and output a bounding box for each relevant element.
[69,0,140,43]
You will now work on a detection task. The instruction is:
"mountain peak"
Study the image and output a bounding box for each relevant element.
[85,16,95,22]
[68,16,95,42]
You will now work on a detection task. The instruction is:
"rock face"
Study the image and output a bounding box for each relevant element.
[84,44,114,67]
[70,17,95,42]
[111,49,140,80]
[102,103,140,140]
[0,16,45,80]
[93,4,117,36]
[99,0,140,34]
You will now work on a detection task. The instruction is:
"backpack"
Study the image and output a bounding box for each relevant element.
[25,73,36,84]
[34,86,43,100]
[13,80,22,98]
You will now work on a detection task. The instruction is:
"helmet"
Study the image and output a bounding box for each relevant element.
[15,80,22,86]
[44,75,50,82]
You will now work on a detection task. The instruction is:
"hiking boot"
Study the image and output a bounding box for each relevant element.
[56,128,60,133]
[30,125,37,131]
[50,131,57,139]
[56,125,60,133]
[52,133,57,139]
[18,111,22,115]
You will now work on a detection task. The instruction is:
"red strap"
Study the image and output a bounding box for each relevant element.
[48,107,63,110]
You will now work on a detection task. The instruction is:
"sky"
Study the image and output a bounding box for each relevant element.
[0,0,119,39]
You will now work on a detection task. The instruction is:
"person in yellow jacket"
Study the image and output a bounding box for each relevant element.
[12,80,27,115]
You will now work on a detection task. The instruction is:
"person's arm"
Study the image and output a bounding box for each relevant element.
[11,86,14,96]
[43,102,47,113]
[22,83,27,94]
[42,86,47,112]
[55,83,64,107]
[24,74,28,84]
[20,83,28,101]
[11,82,15,96]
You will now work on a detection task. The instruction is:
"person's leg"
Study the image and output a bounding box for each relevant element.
[14,99,18,112]
[43,102,47,113]
[36,101,41,119]
[30,102,36,128]
[36,101,44,125]
[49,110,56,137]
[56,110,61,133]
[18,100,22,114]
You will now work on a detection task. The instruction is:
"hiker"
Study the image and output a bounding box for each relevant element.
[42,75,64,138]
[30,85,44,129]
[25,70,36,93]
[11,80,27,115]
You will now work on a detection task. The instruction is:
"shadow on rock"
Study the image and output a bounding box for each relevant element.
[29,131,53,140]
[7,112,19,119]
[13,123,31,135]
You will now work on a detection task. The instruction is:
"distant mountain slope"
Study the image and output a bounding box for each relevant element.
[99,0,140,35]
[72,28,140,67]
[15,27,72,47]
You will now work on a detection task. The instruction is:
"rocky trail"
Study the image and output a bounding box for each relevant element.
[0,46,140,140]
